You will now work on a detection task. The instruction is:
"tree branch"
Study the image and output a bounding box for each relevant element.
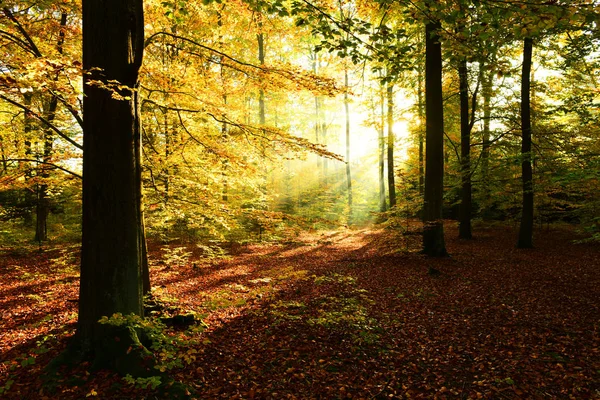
[0,93,83,150]
[2,7,42,57]
[7,158,81,179]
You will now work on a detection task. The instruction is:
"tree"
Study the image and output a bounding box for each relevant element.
[379,80,387,212]
[0,5,80,242]
[344,66,353,224]
[387,81,397,209]
[422,15,447,257]
[458,56,473,240]
[517,37,534,248]
[74,0,151,373]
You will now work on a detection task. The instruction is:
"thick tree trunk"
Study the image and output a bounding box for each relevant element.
[75,0,150,374]
[458,59,472,239]
[518,38,534,248]
[387,83,396,209]
[423,20,447,257]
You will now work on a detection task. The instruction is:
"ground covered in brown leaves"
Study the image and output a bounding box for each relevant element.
[1,223,599,399]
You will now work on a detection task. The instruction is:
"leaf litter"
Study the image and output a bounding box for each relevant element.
[1,223,599,398]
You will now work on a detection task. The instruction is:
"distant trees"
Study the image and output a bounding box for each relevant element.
[0,0,599,256]
[0,3,81,242]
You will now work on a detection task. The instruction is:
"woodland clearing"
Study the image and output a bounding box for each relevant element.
[1,222,599,399]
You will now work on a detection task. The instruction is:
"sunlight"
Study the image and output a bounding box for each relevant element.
[392,119,411,162]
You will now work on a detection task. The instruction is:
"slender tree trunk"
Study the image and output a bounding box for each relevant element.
[257,20,267,211]
[387,82,396,209]
[518,37,534,248]
[322,117,328,185]
[34,96,58,243]
[137,97,150,297]
[258,32,265,126]
[163,113,171,202]
[0,135,7,173]
[315,95,321,169]
[417,67,425,196]
[344,68,353,224]
[34,12,67,243]
[75,0,151,374]
[458,59,472,239]
[423,20,447,257]
[312,52,323,178]
[379,82,387,212]
[481,62,493,218]
[218,8,229,202]
[22,93,34,225]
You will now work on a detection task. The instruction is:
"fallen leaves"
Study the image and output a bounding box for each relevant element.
[1,224,600,398]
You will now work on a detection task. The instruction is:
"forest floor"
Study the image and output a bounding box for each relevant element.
[1,222,599,399]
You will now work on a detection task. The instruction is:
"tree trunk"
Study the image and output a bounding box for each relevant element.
[344,68,353,224]
[34,95,58,243]
[518,37,534,248]
[481,62,493,219]
[34,11,67,243]
[322,115,328,185]
[417,67,425,196]
[258,31,266,126]
[138,100,150,297]
[312,52,323,179]
[387,82,396,209]
[217,7,229,202]
[423,20,447,257]
[75,0,151,374]
[0,134,7,173]
[379,82,387,212]
[458,58,472,239]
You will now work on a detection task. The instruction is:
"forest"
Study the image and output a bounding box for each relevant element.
[0,0,599,398]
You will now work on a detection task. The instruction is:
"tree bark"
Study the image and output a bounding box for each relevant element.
[423,20,447,257]
[218,7,229,202]
[458,58,472,239]
[379,82,387,212]
[417,67,425,196]
[345,68,353,224]
[75,0,150,373]
[481,62,493,219]
[34,11,67,243]
[258,30,266,126]
[387,82,396,209]
[312,51,323,180]
[34,95,57,243]
[517,37,534,248]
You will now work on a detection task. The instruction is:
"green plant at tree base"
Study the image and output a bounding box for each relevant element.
[99,313,207,373]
